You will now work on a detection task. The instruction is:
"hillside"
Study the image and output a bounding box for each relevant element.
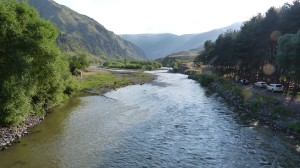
[120,33,185,60]
[155,49,200,62]
[121,22,241,59]
[28,0,146,60]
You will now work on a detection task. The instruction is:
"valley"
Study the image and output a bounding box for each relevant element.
[120,22,241,59]
[1,0,300,167]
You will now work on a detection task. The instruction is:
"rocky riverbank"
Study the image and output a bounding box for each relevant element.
[211,82,300,139]
[188,72,300,142]
[0,116,44,150]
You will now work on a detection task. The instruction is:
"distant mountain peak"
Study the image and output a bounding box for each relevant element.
[120,22,242,59]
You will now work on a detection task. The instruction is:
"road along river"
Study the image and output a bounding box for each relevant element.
[1,70,300,167]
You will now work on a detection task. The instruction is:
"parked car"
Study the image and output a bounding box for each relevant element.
[266,84,284,92]
[235,77,241,83]
[240,79,249,85]
[254,81,267,88]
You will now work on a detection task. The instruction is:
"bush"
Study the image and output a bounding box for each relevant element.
[0,1,74,125]
[102,60,161,70]
[69,52,90,75]
[287,123,300,134]
[188,73,215,87]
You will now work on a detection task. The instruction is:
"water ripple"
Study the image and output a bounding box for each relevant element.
[1,71,300,168]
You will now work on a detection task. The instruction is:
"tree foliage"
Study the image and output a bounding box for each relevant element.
[69,52,90,75]
[0,1,74,125]
[279,0,300,34]
[103,60,161,70]
[194,0,300,91]
[194,40,216,65]
[276,30,300,82]
[161,56,181,71]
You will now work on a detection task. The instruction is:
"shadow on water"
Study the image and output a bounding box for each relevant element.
[0,96,81,168]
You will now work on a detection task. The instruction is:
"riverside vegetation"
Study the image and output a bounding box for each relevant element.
[77,68,156,95]
[188,71,300,140]
[0,1,76,149]
[193,0,300,94]
[188,0,300,140]
[0,1,76,126]
[103,60,161,71]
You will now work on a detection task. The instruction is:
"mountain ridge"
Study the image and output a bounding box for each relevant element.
[120,22,242,59]
[28,0,146,60]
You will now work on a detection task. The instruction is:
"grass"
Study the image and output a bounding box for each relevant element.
[76,68,154,94]
[188,73,216,87]
[287,122,300,134]
[133,73,153,78]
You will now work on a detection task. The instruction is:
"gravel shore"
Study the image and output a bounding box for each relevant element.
[0,116,44,150]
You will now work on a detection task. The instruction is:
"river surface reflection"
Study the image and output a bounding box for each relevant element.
[1,70,300,167]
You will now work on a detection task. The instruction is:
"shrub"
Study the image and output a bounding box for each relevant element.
[287,123,300,134]
[188,74,215,87]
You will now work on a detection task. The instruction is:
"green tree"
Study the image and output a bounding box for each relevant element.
[161,56,181,72]
[213,31,238,66]
[279,0,300,34]
[276,30,300,84]
[193,0,300,88]
[0,1,74,125]
[194,40,216,65]
[69,52,90,75]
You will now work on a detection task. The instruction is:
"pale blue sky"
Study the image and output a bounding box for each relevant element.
[54,0,294,35]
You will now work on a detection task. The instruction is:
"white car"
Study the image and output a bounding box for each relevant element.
[254,81,267,88]
[266,84,284,92]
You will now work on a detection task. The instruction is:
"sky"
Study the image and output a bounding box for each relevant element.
[54,0,294,35]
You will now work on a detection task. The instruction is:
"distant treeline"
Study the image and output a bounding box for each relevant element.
[160,56,182,72]
[103,60,161,70]
[194,0,300,93]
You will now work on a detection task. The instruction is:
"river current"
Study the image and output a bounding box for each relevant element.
[1,70,300,167]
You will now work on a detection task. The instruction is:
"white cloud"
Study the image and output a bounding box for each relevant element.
[54,0,294,35]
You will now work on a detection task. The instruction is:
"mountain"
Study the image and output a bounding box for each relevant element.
[28,0,146,60]
[120,22,241,59]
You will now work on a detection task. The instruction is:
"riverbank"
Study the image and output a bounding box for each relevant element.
[78,68,156,95]
[187,71,300,142]
[0,68,156,150]
[0,116,44,150]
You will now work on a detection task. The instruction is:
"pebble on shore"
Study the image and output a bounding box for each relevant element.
[0,116,44,150]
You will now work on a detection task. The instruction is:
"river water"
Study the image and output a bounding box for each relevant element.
[1,70,300,167]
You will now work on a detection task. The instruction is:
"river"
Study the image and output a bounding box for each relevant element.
[1,70,300,167]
